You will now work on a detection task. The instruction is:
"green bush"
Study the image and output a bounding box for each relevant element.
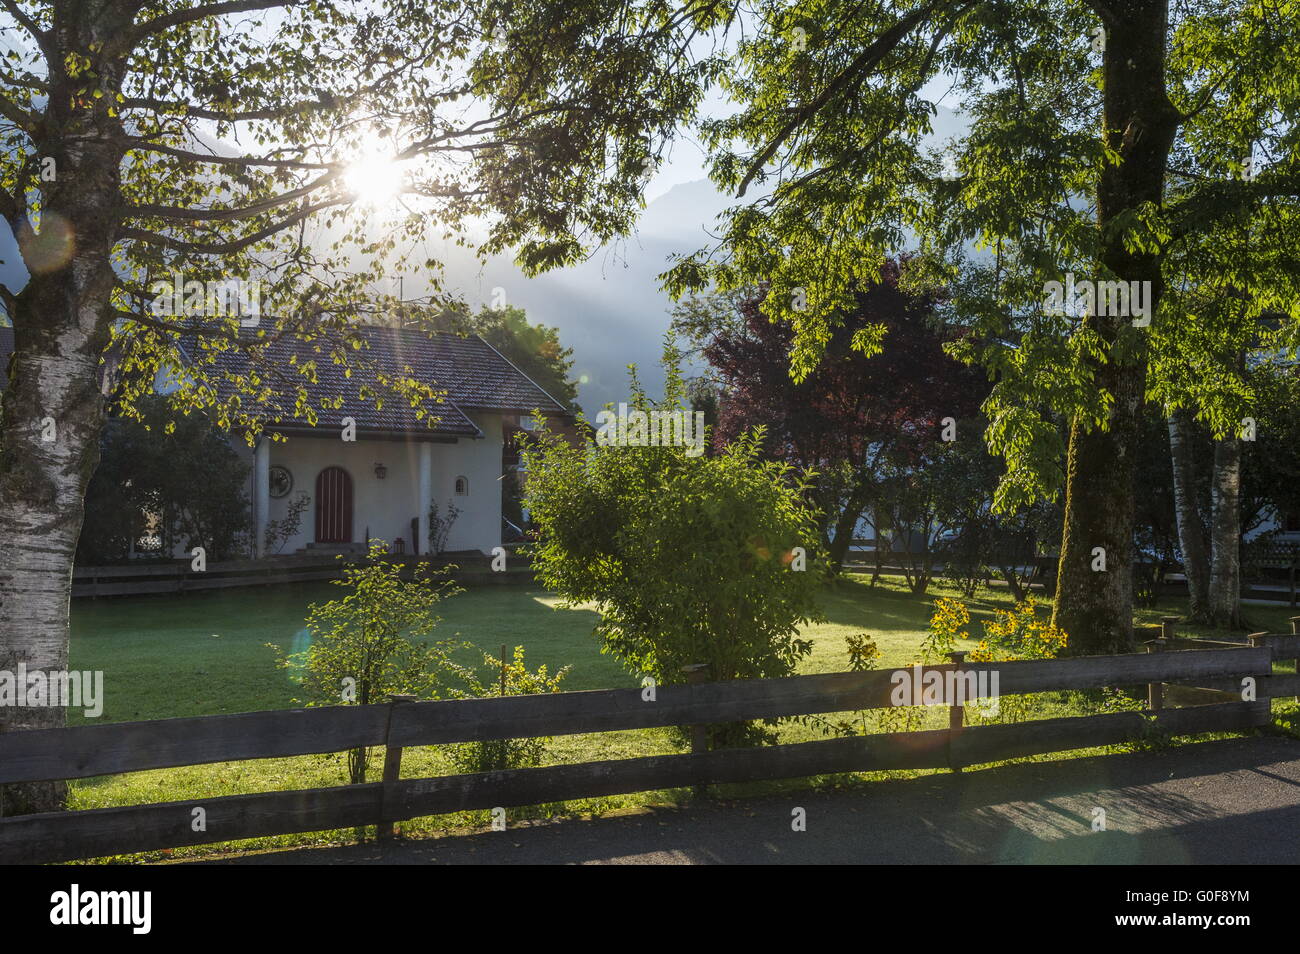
[444,645,570,774]
[521,345,825,746]
[270,542,461,783]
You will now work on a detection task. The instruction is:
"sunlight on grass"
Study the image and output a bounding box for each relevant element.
[63,576,1290,863]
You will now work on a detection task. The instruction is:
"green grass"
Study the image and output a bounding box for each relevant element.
[63,575,1289,862]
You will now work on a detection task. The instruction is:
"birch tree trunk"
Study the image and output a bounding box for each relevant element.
[1167,409,1211,618]
[1206,436,1243,629]
[0,274,115,815]
[0,22,126,811]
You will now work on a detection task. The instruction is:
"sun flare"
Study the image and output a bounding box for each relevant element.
[343,150,404,208]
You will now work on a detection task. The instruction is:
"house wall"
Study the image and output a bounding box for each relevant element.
[440,412,505,553]
[257,413,504,555]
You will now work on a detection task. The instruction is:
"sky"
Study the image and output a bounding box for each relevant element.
[391,94,967,415]
[390,69,970,414]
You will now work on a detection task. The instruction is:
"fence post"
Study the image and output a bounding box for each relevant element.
[1291,618,1300,703]
[681,663,710,798]
[1145,638,1166,712]
[378,694,416,841]
[1160,616,1178,644]
[946,651,966,773]
[1248,633,1274,722]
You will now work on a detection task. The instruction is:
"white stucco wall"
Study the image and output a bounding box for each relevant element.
[255,413,504,555]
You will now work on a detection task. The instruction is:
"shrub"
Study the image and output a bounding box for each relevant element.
[428,499,460,555]
[970,597,1067,662]
[965,597,1068,725]
[264,491,310,555]
[922,596,971,661]
[443,645,570,773]
[270,541,462,783]
[521,346,825,747]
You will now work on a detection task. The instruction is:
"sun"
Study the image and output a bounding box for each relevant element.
[342,150,405,208]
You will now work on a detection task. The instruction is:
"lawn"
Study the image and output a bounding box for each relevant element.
[64,575,1296,862]
[67,573,1018,723]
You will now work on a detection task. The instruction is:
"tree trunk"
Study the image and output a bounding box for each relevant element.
[1054,389,1143,654]
[1167,409,1211,618]
[825,476,874,569]
[0,43,125,811]
[999,565,1026,602]
[870,511,887,585]
[1052,0,1179,655]
[1206,436,1243,629]
[0,284,113,814]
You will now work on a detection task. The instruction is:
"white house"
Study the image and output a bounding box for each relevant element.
[199,326,571,557]
[2,325,569,559]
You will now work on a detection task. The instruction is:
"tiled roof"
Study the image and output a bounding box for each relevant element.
[199,325,568,439]
[0,324,567,439]
[0,326,11,391]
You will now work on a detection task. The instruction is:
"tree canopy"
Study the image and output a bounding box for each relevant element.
[672,260,988,564]
[477,0,1300,651]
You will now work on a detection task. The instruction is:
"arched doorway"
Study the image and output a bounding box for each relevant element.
[315,466,353,543]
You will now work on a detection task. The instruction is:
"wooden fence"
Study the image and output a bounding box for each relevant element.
[3,630,1299,865]
[72,550,531,598]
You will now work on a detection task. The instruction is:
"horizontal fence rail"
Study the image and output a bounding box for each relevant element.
[72,552,535,598]
[1,631,1296,864]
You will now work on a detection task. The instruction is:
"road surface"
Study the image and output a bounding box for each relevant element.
[203,736,1300,865]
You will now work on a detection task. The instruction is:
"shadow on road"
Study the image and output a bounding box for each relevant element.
[195,736,1300,865]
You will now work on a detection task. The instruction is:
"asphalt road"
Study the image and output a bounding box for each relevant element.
[206,736,1300,865]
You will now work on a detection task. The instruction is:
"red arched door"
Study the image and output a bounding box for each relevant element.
[315,467,353,543]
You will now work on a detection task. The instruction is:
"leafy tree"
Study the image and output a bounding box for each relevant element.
[521,347,825,745]
[273,542,461,785]
[0,0,634,813]
[869,422,1039,596]
[1243,363,1300,536]
[77,396,250,563]
[482,0,1300,655]
[672,262,987,569]
[930,422,1058,600]
[1163,356,1300,625]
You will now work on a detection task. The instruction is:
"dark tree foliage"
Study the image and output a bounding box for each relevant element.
[1133,409,1184,607]
[674,261,988,567]
[78,397,250,564]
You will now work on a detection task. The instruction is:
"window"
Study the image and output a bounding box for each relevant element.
[454,476,468,496]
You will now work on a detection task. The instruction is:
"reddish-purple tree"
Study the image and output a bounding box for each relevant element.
[675,261,988,567]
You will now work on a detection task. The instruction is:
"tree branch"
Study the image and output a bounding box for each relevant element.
[127,140,331,170]
[736,0,950,196]
[120,198,349,255]
[127,169,342,222]
[0,90,39,133]
[110,1,298,55]
[120,95,327,123]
